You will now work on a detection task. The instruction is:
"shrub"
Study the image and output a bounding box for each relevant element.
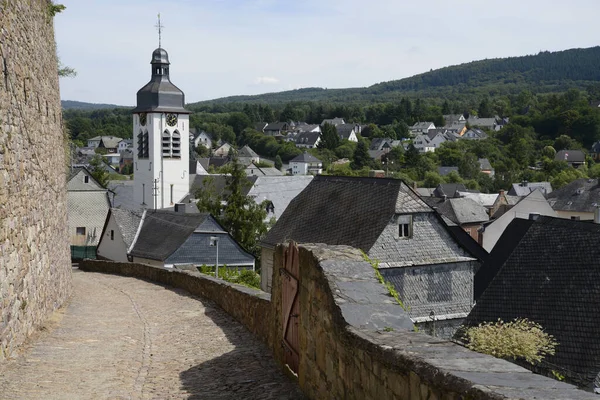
[462,318,558,364]
[198,265,261,289]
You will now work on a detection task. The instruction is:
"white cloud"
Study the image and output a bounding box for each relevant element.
[253,76,280,85]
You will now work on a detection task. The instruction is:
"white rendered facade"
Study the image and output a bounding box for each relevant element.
[133,112,189,209]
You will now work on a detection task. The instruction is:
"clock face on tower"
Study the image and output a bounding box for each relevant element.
[166,113,178,127]
[139,113,147,126]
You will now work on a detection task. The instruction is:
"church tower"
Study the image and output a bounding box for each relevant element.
[132,45,190,209]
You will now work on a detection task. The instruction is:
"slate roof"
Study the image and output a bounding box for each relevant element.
[321,118,345,126]
[456,191,498,208]
[474,218,534,301]
[461,216,600,389]
[433,183,467,198]
[462,128,488,140]
[478,158,493,171]
[189,174,257,199]
[508,181,553,197]
[239,145,259,158]
[166,217,254,266]
[264,122,287,131]
[247,176,313,220]
[369,138,393,151]
[336,124,357,139]
[547,178,600,213]
[99,136,123,149]
[290,152,321,163]
[67,191,111,246]
[412,121,435,130]
[108,181,138,211]
[261,176,432,251]
[295,131,321,147]
[424,197,489,225]
[254,122,268,132]
[130,211,209,260]
[592,141,600,153]
[467,117,497,129]
[297,124,320,133]
[415,187,435,197]
[438,166,459,176]
[555,149,586,163]
[109,208,143,248]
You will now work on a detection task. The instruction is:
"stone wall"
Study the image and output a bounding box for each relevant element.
[0,0,72,360]
[80,251,595,399]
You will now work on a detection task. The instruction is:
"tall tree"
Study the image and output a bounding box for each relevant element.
[88,155,109,188]
[196,155,268,257]
[318,123,340,150]
[351,139,371,170]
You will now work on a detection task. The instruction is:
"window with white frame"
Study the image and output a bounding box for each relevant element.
[397,215,412,239]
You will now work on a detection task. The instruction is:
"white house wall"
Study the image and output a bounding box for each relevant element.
[482,191,557,252]
[97,213,129,262]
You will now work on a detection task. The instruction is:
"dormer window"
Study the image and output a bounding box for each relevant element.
[397,215,413,239]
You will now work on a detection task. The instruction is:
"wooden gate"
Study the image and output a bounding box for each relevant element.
[280,241,300,373]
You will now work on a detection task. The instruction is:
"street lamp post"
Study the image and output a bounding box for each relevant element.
[210,236,220,278]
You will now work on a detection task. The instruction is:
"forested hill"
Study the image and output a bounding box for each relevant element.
[61,100,127,110]
[190,46,600,106]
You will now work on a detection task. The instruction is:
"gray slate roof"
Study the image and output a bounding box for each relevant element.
[478,158,493,171]
[108,181,138,211]
[438,166,458,176]
[247,176,313,220]
[110,208,143,248]
[433,183,467,198]
[425,197,489,225]
[67,191,111,246]
[555,149,586,163]
[461,216,600,389]
[166,217,254,266]
[547,178,600,213]
[321,118,345,126]
[239,145,259,158]
[290,152,321,163]
[261,176,431,251]
[508,181,553,197]
[295,131,321,147]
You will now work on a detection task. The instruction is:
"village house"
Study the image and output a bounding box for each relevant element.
[547,178,600,220]
[412,134,435,153]
[289,152,322,175]
[237,145,260,166]
[98,208,255,270]
[213,142,232,157]
[462,216,600,391]
[555,149,586,168]
[67,167,111,258]
[478,158,494,177]
[466,116,500,131]
[97,208,142,262]
[295,131,321,149]
[190,128,212,149]
[410,121,436,135]
[264,122,289,136]
[336,123,360,142]
[117,139,132,152]
[260,176,484,338]
[591,141,600,161]
[245,162,284,177]
[481,189,557,252]
[119,148,134,172]
[443,114,466,125]
[438,166,459,176]
[461,128,488,140]
[321,117,345,126]
[424,197,489,243]
[508,181,553,197]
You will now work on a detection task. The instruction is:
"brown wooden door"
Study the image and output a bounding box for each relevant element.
[280,241,300,373]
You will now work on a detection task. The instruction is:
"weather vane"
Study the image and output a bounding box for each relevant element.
[155,13,164,48]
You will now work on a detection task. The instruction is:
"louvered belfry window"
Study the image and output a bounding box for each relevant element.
[137,130,149,158]
[162,130,171,157]
[172,130,181,158]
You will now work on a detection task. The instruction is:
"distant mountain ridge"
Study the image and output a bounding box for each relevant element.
[61,100,128,110]
[189,46,600,105]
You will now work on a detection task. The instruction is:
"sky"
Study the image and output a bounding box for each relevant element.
[55,0,600,106]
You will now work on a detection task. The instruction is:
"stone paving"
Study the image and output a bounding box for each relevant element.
[0,270,305,399]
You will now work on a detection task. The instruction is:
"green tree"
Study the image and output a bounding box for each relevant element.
[274,155,283,170]
[196,155,268,257]
[423,171,443,188]
[404,144,420,167]
[318,123,340,150]
[478,97,493,118]
[88,155,109,188]
[351,140,371,170]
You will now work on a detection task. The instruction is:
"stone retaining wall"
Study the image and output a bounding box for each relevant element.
[0,0,72,361]
[80,249,595,399]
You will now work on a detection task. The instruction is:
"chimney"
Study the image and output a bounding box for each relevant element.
[443,195,447,202]
[529,213,540,221]
[499,189,505,196]
[412,182,418,190]
[521,180,528,187]
[174,203,186,213]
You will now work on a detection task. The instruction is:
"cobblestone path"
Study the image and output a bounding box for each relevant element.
[0,270,305,399]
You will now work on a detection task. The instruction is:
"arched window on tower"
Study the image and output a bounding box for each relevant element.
[143,131,149,158]
[172,130,181,158]
[137,130,144,158]
[162,130,171,157]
